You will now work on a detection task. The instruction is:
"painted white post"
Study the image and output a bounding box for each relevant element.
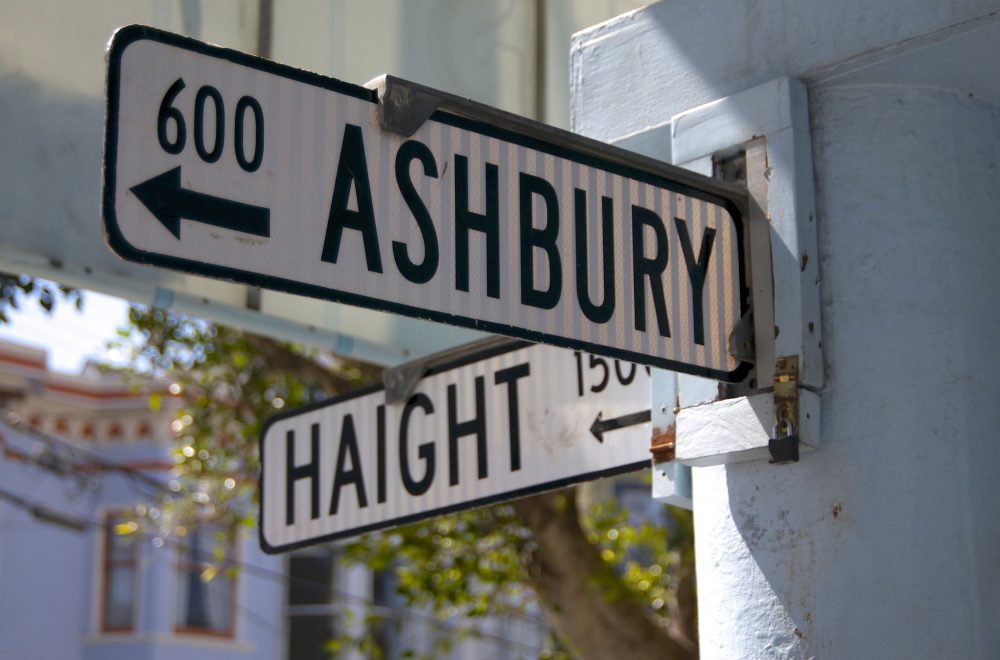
[572,2,1000,657]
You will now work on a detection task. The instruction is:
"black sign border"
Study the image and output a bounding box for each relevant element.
[258,339,661,554]
[103,24,751,383]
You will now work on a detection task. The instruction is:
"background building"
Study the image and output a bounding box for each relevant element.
[0,340,284,660]
[0,339,553,659]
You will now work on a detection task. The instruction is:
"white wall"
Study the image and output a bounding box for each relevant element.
[572,1,1000,657]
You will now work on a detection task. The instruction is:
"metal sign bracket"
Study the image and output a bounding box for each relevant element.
[364,75,446,137]
[773,355,799,437]
[363,74,749,215]
[382,336,524,404]
[668,77,824,467]
[727,311,756,365]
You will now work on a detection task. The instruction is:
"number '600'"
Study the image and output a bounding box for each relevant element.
[157,77,264,172]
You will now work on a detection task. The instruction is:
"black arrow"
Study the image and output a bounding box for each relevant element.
[130,166,270,240]
[590,409,652,443]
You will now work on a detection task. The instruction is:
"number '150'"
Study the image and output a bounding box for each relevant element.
[574,351,651,397]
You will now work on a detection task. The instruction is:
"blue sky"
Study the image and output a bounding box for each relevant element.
[0,288,131,374]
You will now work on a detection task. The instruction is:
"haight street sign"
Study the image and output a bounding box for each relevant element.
[260,341,654,553]
[103,25,751,381]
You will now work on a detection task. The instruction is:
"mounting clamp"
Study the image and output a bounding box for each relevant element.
[382,336,525,404]
[363,74,747,210]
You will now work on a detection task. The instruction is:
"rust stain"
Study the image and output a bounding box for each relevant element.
[794,628,804,640]
[801,253,809,272]
[650,425,675,464]
[831,503,843,519]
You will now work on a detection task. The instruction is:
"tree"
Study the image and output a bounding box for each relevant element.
[0,273,82,323]
[115,304,698,659]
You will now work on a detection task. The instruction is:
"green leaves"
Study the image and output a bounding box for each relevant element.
[112,305,340,535]
[112,301,695,658]
[343,503,530,623]
[0,273,83,324]
[582,498,693,626]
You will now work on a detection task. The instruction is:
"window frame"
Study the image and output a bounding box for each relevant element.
[172,522,238,638]
[286,547,341,660]
[99,510,140,633]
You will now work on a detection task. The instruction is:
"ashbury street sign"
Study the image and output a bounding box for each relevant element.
[103,26,750,381]
[259,341,653,553]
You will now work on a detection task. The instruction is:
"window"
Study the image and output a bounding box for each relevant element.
[371,568,404,660]
[100,512,139,632]
[287,548,339,660]
[174,522,236,636]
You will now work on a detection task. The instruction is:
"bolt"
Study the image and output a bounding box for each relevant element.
[764,167,775,180]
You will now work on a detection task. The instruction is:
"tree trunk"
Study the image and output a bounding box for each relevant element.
[512,489,697,660]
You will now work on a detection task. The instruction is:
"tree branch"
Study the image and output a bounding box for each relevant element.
[242,333,380,395]
[512,489,696,660]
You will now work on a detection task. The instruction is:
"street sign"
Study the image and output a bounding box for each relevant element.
[260,341,653,553]
[104,25,750,381]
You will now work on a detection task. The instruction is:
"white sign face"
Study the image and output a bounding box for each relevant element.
[104,26,749,381]
[260,342,653,553]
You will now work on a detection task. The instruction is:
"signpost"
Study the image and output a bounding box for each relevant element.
[259,341,653,553]
[103,25,750,381]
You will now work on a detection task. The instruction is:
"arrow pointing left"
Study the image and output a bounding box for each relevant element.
[590,409,652,443]
[130,166,270,240]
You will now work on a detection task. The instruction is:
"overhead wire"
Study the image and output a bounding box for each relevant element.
[0,414,550,650]
[0,421,547,625]
[0,344,551,652]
